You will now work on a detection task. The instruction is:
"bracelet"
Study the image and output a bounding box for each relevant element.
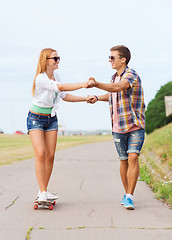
[94,95,98,101]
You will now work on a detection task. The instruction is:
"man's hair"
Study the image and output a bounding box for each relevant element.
[110,45,131,65]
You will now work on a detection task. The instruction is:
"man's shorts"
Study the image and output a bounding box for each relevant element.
[113,128,145,160]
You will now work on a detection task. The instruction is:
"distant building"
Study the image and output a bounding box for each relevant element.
[58,125,66,135]
[164,96,172,117]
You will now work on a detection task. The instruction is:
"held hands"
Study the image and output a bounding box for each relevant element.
[87,95,98,104]
[83,77,98,104]
[86,77,96,88]
[82,77,96,88]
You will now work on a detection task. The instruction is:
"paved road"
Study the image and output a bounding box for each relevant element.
[0,141,172,240]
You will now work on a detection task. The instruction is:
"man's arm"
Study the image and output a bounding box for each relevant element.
[94,79,130,92]
[96,93,109,101]
[87,93,109,104]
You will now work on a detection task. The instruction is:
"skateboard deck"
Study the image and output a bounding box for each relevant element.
[33,200,56,210]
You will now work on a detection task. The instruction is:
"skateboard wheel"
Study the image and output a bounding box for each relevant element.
[49,205,53,210]
[52,201,56,205]
[34,204,38,210]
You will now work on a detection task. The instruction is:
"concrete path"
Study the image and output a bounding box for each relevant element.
[0,141,172,240]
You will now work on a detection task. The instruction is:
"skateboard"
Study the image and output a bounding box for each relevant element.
[33,200,56,210]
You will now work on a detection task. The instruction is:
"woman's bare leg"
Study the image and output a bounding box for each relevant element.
[29,130,47,192]
[44,130,58,189]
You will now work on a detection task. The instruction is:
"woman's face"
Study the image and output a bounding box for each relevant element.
[46,51,60,70]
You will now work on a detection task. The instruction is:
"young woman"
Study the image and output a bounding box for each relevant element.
[27,48,89,202]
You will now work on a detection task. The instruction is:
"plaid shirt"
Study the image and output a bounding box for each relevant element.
[109,66,145,133]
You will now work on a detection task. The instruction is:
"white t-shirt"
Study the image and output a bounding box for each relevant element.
[32,71,66,116]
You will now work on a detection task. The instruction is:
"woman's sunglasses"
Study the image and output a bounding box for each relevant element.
[47,56,60,62]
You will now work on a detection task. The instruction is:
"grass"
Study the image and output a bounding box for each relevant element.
[0,134,112,166]
[139,161,172,206]
[26,227,33,240]
[142,122,172,168]
[139,122,172,206]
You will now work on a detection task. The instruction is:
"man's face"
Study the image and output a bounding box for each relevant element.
[109,51,126,70]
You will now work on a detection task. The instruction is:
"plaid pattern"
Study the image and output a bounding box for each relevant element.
[109,66,145,133]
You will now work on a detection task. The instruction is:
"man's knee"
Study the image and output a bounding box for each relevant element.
[128,153,139,162]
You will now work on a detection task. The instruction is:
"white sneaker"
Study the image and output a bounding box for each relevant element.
[36,190,41,200]
[37,191,47,202]
[47,192,58,200]
[37,190,58,200]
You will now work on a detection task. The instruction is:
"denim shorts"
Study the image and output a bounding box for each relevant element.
[113,129,145,160]
[27,111,58,134]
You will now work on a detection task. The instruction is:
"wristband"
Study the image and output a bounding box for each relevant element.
[94,95,98,101]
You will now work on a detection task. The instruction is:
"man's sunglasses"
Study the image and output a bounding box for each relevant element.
[47,56,60,62]
[109,56,115,60]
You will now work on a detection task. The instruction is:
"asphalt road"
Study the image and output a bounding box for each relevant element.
[0,141,172,240]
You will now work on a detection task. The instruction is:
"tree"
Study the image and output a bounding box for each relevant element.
[145,81,172,134]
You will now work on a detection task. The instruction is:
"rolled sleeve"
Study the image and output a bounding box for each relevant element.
[36,75,61,93]
[60,91,67,99]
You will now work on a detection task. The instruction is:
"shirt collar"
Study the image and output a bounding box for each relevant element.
[113,66,129,78]
[120,66,129,76]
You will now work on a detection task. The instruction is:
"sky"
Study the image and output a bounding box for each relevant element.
[0,0,172,133]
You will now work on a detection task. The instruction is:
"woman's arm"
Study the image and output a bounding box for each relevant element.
[36,74,89,93]
[57,82,88,92]
[62,93,87,102]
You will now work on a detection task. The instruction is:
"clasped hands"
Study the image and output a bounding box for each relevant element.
[83,78,98,104]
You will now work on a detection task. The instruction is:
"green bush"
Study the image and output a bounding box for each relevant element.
[145,81,172,134]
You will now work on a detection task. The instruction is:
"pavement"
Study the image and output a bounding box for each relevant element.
[0,141,172,240]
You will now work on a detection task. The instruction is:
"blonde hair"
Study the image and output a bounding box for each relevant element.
[32,48,57,95]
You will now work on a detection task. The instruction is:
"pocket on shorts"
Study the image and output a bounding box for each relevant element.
[27,115,40,129]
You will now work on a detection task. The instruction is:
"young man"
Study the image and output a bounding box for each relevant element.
[87,45,145,210]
